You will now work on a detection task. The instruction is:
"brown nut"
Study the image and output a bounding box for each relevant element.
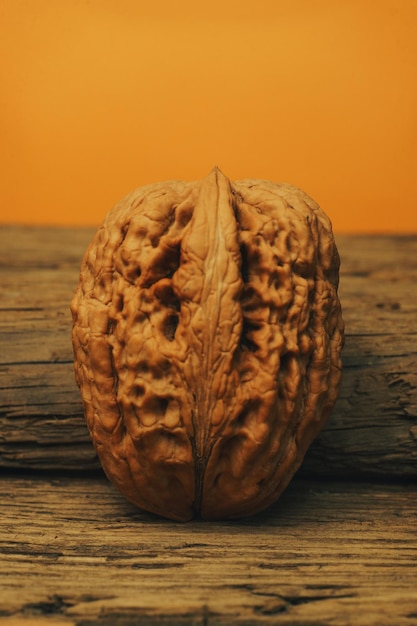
[71,168,344,521]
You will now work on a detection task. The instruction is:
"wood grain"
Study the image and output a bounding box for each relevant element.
[0,226,416,477]
[0,476,416,625]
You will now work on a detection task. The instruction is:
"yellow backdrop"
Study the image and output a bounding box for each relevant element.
[1,0,416,232]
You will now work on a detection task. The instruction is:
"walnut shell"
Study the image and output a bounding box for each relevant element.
[71,168,344,521]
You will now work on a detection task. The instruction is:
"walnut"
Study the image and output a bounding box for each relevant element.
[71,168,344,521]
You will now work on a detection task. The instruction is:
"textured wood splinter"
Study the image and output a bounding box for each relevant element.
[71,168,344,521]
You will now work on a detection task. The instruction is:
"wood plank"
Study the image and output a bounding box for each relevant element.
[0,476,416,625]
[0,226,416,477]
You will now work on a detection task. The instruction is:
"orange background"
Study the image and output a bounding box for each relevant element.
[1,0,416,232]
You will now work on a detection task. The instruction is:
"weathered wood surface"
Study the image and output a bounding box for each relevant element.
[0,475,416,626]
[0,225,416,477]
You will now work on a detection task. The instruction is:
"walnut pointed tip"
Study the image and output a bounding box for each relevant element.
[207,166,229,184]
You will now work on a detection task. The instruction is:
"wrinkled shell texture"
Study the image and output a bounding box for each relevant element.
[71,169,344,521]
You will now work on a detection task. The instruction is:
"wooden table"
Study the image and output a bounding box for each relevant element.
[1,226,416,625]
